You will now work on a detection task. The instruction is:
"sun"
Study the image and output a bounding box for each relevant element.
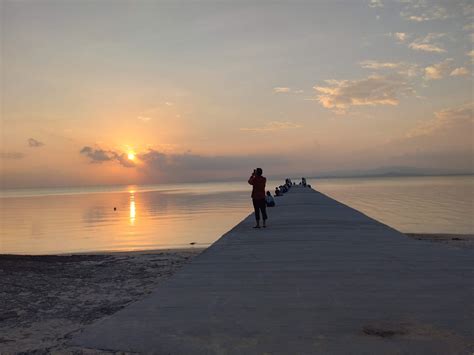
[127,152,136,160]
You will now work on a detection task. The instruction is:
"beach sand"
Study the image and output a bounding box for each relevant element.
[1,233,472,354]
[0,248,204,354]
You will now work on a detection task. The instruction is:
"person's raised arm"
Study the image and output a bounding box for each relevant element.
[248,169,256,185]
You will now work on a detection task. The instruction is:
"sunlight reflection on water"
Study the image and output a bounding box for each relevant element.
[129,191,136,226]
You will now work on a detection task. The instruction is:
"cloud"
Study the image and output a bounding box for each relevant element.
[273,87,304,94]
[406,103,473,138]
[394,32,408,42]
[80,146,113,162]
[450,67,470,76]
[80,146,135,168]
[405,16,424,22]
[424,58,454,80]
[434,104,473,124]
[273,87,291,93]
[463,23,474,31]
[409,43,445,52]
[409,33,446,53]
[313,74,414,113]
[137,116,152,122]
[78,145,292,182]
[28,138,44,147]
[360,61,399,69]
[400,3,450,22]
[462,2,474,17]
[0,151,25,160]
[368,0,383,8]
[359,60,420,77]
[240,121,302,132]
[115,153,136,168]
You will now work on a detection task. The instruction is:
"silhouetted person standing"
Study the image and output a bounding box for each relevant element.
[248,168,267,228]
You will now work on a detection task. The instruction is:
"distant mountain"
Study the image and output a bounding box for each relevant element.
[313,166,474,179]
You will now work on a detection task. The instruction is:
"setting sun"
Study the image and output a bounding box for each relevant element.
[128,152,136,161]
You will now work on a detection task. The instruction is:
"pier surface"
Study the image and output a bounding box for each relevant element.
[73,187,473,354]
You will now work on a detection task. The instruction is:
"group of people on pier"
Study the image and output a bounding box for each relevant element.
[275,178,293,196]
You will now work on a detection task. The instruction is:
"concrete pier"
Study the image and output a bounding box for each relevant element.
[72,187,473,354]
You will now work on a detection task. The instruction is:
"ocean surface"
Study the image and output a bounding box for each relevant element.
[1,176,472,255]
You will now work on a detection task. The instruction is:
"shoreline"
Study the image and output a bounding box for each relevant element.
[1,233,473,353]
[2,233,472,258]
[26,246,209,257]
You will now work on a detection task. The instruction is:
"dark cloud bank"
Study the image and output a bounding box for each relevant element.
[80,146,135,168]
[80,146,289,182]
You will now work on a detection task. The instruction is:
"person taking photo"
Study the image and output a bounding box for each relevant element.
[248,168,267,228]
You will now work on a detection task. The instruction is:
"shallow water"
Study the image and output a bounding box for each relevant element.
[0,176,472,255]
[314,176,473,236]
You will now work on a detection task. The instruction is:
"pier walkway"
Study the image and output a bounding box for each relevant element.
[73,187,473,354]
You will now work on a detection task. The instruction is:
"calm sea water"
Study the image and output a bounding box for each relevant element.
[0,176,472,255]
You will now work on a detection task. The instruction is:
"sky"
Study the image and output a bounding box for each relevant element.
[1,0,473,188]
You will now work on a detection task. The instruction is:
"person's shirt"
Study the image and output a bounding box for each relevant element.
[266,194,275,205]
[248,175,266,199]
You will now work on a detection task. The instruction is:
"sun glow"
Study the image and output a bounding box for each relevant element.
[128,152,136,160]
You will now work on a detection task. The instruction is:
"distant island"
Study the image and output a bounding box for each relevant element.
[310,166,474,179]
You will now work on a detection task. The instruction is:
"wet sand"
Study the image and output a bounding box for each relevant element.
[0,249,203,354]
[1,233,472,354]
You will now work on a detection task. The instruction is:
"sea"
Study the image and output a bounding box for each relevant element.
[0,176,472,255]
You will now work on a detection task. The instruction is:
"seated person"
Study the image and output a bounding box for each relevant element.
[266,191,276,207]
[275,187,281,196]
